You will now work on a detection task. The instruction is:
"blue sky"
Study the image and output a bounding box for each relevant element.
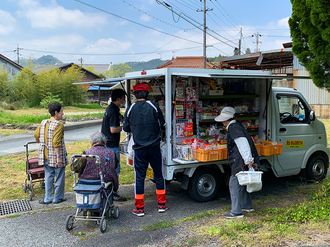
[0,0,292,65]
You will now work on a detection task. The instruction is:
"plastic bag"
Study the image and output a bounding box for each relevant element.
[127,134,134,157]
[246,182,262,193]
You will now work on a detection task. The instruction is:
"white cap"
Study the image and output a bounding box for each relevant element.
[215,106,236,122]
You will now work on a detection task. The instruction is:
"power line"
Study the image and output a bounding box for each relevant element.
[121,0,195,31]
[73,0,202,45]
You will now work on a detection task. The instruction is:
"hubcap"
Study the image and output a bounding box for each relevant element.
[197,174,215,197]
[312,160,324,178]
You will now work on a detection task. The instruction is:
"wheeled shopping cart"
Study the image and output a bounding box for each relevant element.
[22,142,45,200]
[65,154,119,233]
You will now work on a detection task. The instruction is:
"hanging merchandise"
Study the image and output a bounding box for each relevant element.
[186,87,197,101]
[175,104,184,118]
[184,122,194,137]
[186,102,195,119]
[176,86,185,101]
[196,101,203,113]
[176,123,185,137]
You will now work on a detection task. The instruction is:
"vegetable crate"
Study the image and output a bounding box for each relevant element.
[255,139,283,156]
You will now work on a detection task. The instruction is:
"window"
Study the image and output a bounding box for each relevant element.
[277,94,307,124]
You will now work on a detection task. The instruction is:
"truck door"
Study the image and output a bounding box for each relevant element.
[274,93,314,174]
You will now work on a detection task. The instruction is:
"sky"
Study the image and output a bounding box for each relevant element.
[0,0,293,66]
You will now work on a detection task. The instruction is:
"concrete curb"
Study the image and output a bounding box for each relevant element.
[63,119,103,131]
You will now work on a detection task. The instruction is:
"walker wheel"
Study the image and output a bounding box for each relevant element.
[22,183,27,193]
[113,207,119,219]
[28,191,33,201]
[99,217,107,233]
[66,215,74,231]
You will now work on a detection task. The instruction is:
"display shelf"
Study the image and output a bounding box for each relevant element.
[200,94,258,100]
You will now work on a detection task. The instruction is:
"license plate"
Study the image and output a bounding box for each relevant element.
[146,168,154,179]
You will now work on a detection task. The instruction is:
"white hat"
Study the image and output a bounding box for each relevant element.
[215,106,236,122]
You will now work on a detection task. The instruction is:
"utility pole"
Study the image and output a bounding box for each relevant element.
[197,0,212,69]
[13,44,23,65]
[252,32,262,52]
[78,58,83,67]
[238,28,243,55]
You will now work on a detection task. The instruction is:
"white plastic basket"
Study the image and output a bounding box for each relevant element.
[236,171,263,186]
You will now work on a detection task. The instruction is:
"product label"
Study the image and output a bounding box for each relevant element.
[285,140,304,148]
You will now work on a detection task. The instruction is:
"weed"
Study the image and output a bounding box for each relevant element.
[142,220,175,231]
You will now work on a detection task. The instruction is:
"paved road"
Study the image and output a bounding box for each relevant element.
[0,121,102,155]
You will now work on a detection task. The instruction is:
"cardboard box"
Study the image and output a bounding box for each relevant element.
[209,90,224,95]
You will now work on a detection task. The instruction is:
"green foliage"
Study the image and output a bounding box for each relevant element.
[0,112,49,125]
[142,220,174,230]
[0,66,11,100]
[105,62,133,78]
[289,0,330,89]
[245,48,251,54]
[126,59,169,71]
[40,93,63,108]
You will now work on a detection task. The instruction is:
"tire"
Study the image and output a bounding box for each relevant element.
[22,183,27,193]
[113,207,119,219]
[99,217,107,233]
[66,215,74,231]
[28,191,33,201]
[40,181,45,189]
[188,168,220,202]
[306,154,328,181]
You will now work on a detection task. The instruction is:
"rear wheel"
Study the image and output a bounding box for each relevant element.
[66,215,74,231]
[113,207,119,219]
[99,217,107,233]
[188,168,220,202]
[306,154,328,181]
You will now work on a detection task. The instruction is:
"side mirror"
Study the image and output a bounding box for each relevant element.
[309,110,316,122]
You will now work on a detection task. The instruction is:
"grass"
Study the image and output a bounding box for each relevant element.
[0,135,134,203]
[0,106,105,126]
[0,129,28,136]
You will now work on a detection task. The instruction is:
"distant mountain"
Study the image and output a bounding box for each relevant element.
[19,55,62,67]
[127,59,169,71]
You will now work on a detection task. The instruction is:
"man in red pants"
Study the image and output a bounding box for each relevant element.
[123,83,167,216]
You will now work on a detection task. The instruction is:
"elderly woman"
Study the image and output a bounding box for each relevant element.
[79,132,119,193]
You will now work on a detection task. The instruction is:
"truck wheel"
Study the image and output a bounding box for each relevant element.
[188,168,220,202]
[306,154,328,181]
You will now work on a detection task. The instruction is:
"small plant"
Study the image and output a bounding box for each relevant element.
[142,220,175,230]
[40,93,63,109]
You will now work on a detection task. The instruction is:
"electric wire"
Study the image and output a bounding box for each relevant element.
[73,0,203,45]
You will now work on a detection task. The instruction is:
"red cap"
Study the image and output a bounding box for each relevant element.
[133,83,148,92]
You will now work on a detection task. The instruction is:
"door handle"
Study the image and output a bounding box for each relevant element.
[279,128,286,132]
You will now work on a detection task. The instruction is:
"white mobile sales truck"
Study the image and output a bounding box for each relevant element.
[113,68,329,202]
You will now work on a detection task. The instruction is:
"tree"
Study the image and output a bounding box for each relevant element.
[0,66,11,100]
[105,62,133,78]
[245,48,251,54]
[289,0,330,89]
[233,47,239,56]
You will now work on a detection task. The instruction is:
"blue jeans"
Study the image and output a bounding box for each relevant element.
[43,160,66,203]
[106,146,120,176]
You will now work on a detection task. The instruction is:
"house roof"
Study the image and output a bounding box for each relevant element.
[217,44,293,71]
[32,63,102,78]
[157,56,218,69]
[0,54,23,70]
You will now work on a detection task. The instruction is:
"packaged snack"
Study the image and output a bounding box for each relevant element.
[184,122,193,137]
[186,102,195,119]
[175,104,184,118]
[186,87,197,101]
[176,87,185,101]
[176,123,185,137]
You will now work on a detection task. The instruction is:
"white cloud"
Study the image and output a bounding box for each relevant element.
[83,38,132,54]
[140,14,151,22]
[17,0,108,29]
[0,9,16,35]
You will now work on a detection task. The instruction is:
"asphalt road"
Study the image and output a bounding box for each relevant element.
[0,123,102,155]
[0,173,315,247]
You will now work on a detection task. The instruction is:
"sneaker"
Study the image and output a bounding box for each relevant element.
[132,208,145,217]
[158,204,168,213]
[242,208,254,212]
[113,193,127,202]
[224,212,244,219]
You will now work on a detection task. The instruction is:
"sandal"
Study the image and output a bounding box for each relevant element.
[53,198,67,204]
[39,200,52,204]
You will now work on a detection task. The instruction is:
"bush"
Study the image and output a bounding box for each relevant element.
[0,102,16,110]
[40,93,63,109]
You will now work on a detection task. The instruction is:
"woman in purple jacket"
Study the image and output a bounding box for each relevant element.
[79,132,119,193]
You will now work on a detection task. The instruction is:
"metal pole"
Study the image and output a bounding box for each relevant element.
[203,0,206,69]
